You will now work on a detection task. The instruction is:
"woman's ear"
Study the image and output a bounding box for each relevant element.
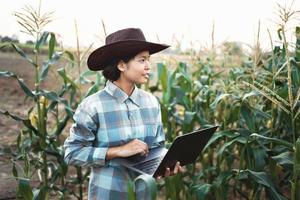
[117,60,127,72]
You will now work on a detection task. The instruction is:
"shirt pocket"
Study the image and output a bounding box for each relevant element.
[141,122,159,147]
[98,111,130,147]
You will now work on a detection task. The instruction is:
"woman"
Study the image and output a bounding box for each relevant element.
[64,28,182,200]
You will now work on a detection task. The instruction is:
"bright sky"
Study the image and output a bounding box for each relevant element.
[0,0,299,51]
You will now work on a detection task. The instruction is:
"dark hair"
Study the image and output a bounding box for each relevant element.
[102,52,139,81]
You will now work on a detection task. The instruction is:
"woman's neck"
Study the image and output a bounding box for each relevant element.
[113,78,135,96]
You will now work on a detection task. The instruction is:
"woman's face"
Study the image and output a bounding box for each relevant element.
[121,51,151,84]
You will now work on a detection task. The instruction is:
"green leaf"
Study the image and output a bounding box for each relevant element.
[244,170,272,187]
[0,71,34,98]
[241,104,255,132]
[0,109,25,122]
[184,111,196,124]
[80,70,97,84]
[193,183,212,200]
[127,179,136,200]
[85,73,101,97]
[239,170,285,200]
[11,43,36,67]
[12,162,18,178]
[64,50,75,67]
[277,28,282,41]
[217,137,239,157]
[295,107,300,120]
[252,147,267,170]
[33,186,47,200]
[0,109,39,136]
[18,179,33,200]
[250,133,293,150]
[210,93,230,109]
[38,90,74,117]
[203,130,237,152]
[295,138,300,176]
[35,31,49,51]
[295,27,300,62]
[243,81,290,114]
[157,63,173,104]
[134,174,157,200]
[271,151,293,166]
[176,73,191,91]
[0,43,8,50]
[57,67,78,89]
[53,115,70,136]
[157,63,168,92]
[173,86,185,103]
[40,52,63,81]
[242,91,259,101]
[293,87,300,109]
[48,32,56,59]
[214,171,234,188]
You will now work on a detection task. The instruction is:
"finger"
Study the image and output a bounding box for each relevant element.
[136,141,148,151]
[138,140,149,150]
[179,165,185,173]
[139,149,146,156]
[178,166,183,173]
[141,142,149,154]
[165,167,170,177]
[173,162,180,174]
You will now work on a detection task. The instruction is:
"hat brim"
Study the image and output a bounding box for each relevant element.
[87,40,170,71]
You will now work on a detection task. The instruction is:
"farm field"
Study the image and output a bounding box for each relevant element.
[0,2,300,200]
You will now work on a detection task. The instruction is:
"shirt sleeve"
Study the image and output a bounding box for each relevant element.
[150,98,165,149]
[64,101,108,167]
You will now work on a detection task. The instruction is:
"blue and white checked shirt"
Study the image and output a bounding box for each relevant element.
[64,80,165,200]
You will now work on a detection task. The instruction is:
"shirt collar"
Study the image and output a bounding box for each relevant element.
[105,81,141,107]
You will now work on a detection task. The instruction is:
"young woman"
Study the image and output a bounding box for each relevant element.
[64,28,182,200]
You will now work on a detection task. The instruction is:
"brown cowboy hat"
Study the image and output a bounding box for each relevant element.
[87,28,170,71]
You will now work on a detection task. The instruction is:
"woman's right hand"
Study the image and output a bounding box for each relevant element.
[118,139,149,157]
[106,139,149,160]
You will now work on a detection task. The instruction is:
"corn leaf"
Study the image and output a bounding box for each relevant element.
[134,174,157,200]
[11,43,36,67]
[85,73,101,97]
[239,170,285,200]
[35,31,49,51]
[18,179,33,200]
[193,183,212,200]
[295,107,300,120]
[57,67,78,89]
[48,32,56,59]
[243,81,290,114]
[250,133,293,150]
[271,151,293,166]
[40,52,63,81]
[0,71,35,98]
[293,87,300,109]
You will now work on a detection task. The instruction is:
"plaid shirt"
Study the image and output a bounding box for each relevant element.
[64,81,165,200]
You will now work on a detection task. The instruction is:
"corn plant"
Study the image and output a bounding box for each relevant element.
[147,5,299,199]
[241,4,300,199]
[0,2,104,199]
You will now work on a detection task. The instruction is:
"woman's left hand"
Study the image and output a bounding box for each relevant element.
[156,161,184,180]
